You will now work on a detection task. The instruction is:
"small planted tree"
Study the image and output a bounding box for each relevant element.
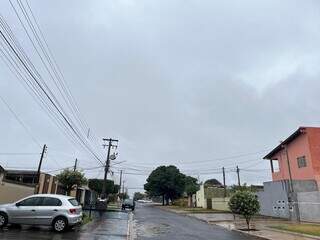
[56,169,87,195]
[228,191,260,230]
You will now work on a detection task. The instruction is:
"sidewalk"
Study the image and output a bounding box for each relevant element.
[78,211,130,240]
[157,206,320,240]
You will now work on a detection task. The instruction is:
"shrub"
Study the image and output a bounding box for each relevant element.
[228,191,260,230]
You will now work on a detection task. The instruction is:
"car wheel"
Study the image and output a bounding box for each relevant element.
[52,217,67,232]
[0,212,8,228]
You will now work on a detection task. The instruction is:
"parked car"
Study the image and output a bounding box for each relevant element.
[122,199,135,211]
[0,194,82,232]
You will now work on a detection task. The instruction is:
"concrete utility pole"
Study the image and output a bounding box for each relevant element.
[122,180,125,199]
[284,144,300,222]
[101,138,118,199]
[35,144,47,194]
[119,170,123,194]
[236,165,241,186]
[222,167,226,197]
[73,158,78,172]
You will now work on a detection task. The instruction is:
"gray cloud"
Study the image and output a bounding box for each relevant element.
[1,0,320,194]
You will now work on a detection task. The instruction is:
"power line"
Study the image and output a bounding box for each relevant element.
[0,152,40,155]
[0,94,41,147]
[0,15,104,166]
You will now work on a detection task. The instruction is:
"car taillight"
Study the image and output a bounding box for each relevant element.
[69,208,77,214]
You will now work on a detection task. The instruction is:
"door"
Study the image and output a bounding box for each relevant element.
[33,197,63,225]
[8,197,42,224]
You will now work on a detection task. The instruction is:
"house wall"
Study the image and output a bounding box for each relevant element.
[257,180,318,219]
[257,181,290,219]
[196,185,229,210]
[211,197,230,211]
[272,132,315,183]
[0,177,34,204]
[307,128,320,186]
[37,174,58,194]
[196,184,206,208]
[297,191,320,222]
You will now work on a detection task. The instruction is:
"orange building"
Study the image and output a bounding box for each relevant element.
[264,127,320,187]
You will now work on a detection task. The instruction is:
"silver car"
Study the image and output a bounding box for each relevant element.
[0,194,82,232]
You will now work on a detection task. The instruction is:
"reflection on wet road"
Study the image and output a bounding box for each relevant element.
[0,204,258,240]
[0,211,129,240]
[133,203,256,240]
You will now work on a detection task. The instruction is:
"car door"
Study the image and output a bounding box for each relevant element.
[34,197,63,225]
[8,197,42,225]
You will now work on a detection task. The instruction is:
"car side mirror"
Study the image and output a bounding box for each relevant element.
[15,203,20,207]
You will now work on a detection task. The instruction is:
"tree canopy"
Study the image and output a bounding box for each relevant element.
[56,169,87,195]
[88,179,119,196]
[133,192,146,201]
[184,176,200,196]
[144,165,193,205]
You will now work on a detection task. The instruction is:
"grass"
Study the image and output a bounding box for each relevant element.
[270,223,320,237]
[82,213,92,225]
[165,205,230,213]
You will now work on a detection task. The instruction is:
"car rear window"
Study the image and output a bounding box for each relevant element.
[68,198,79,206]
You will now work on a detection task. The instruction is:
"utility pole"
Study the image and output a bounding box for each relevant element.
[101,138,119,199]
[284,144,300,221]
[35,144,47,194]
[236,166,241,186]
[119,170,123,194]
[122,180,125,199]
[222,167,226,198]
[73,158,78,172]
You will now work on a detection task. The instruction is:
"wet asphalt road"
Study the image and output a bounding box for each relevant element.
[1,205,259,240]
[134,204,258,240]
[0,211,129,240]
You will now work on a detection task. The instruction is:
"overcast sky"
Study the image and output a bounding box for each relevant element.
[1,0,320,195]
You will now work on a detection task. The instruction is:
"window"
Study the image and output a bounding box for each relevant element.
[42,197,62,206]
[297,156,307,168]
[18,197,42,206]
[68,198,79,206]
[271,159,280,172]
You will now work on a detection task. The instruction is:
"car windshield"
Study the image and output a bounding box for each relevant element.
[68,198,79,206]
[124,199,133,204]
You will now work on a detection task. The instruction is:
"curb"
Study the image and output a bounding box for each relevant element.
[231,229,272,240]
[266,227,320,240]
[127,212,134,240]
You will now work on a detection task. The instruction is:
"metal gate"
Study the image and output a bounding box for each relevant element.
[207,198,212,209]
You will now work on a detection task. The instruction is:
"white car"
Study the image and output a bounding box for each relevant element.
[0,194,82,232]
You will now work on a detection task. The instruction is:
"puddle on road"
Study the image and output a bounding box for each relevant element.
[134,220,170,238]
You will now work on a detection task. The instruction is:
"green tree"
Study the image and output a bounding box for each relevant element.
[184,176,200,208]
[228,191,260,230]
[144,165,186,205]
[133,192,146,201]
[56,169,87,195]
[88,179,119,196]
